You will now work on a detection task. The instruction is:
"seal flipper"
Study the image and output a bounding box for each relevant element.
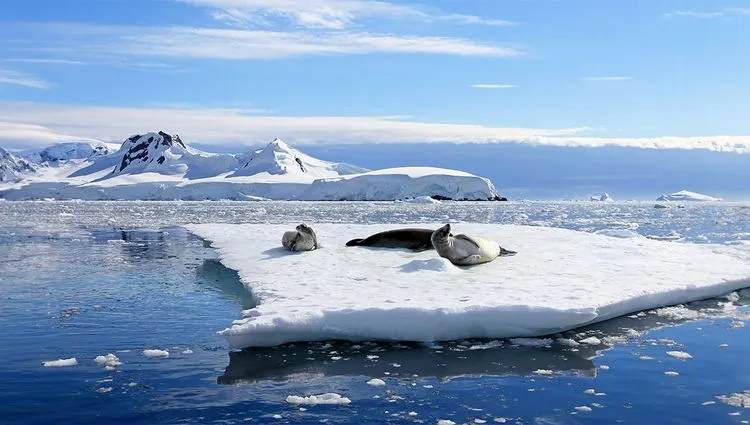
[499,246,517,256]
[346,238,365,246]
[454,234,481,249]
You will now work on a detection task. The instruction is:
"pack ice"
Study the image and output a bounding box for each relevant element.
[185,223,750,348]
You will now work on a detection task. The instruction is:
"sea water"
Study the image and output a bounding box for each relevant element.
[0,201,748,424]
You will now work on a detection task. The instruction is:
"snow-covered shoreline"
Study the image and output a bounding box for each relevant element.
[0,134,505,201]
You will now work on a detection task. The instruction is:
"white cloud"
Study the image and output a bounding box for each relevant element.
[471,84,516,89]
[1,102,749,154]
[177,0,513,29]
[666,10,724,18]
[125,27,522,59]
[1,58,84,65]
[0,69,52,89]
[14,23,521,60]
[582,76,631,82]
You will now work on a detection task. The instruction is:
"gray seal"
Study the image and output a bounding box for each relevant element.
[346,228,436,252]
[282,223,318,252]
[431,223,516,266]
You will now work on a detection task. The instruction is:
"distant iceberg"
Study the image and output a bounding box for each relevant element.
[590,193,613,202]
[657,190,722,202]
[185,223,750,348]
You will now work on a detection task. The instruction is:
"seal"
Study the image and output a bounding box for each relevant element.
[281,223,318,252]
[345,228,436,252]
[431,223,516,266]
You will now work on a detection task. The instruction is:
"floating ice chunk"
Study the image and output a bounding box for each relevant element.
[716,392,750,408]
[367,378,386,387]
[720,344,729,348]
[533,369,554,375]
[474,420,487,424]
[94,353,121,368]
[599,365,610,370]
[509,338,553,348]
[574,406,592,412]
[285,393,351,405]
[437,420,457,425]
[468,340,504,350]
[97,387,113,393]
[653,306,703,320]
[730,321,745,329]
[666,351,693,360]
[42,358,77,367]
[143,349,169,359]
[408,412,418,417]
[640,356,654,360]
[556,338,580,347]
[580,337,602,345]
[186,223,750,348]
[494,419,507,423]
[594,229,642,239]
[664,371,680,376]
[583,389,596,395]
[182,349,194,354]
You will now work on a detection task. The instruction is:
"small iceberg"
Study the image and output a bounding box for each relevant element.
[657,190,722,202]
[590,193,613,202]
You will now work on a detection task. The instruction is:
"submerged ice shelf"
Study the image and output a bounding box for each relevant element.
[185,223,750,348]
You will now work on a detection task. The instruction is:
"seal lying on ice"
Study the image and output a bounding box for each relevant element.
[345,228,436,252]
[431,223,516,266]
[282,224,318,252]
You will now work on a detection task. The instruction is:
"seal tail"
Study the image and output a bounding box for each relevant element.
[498,246,517,256]
[346,238,365,246]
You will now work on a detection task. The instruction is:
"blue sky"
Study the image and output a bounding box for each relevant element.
[1,0,749,150]
[0,0,749,198]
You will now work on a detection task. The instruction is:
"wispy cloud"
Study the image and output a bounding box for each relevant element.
[582,76,632,82]
[2,58,84,65]
[0,102,584,149]
[8,23,522,60]
[666,7,750,18]
[471,84,516,89]
[177,0,513,29]
[1,102,749,154]
[666,10,724,18]
[0,69,52,89]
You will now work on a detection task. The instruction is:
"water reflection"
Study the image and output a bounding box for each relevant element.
[197,259,257,309]
[219,290,750,385]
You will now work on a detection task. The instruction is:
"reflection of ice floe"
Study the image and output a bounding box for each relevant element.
[217,339,599,384]
[187,222,750,349]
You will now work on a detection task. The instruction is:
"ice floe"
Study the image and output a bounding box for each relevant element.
[285,393,351,405]
[42,358,78,367]
[186,223,750,348]
[143,349,169,359]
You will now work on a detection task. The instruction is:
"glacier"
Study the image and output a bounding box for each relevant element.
[185,222,750,349]
[0,133,503,201]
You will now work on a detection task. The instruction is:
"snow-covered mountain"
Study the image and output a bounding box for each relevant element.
[0,147,36,183]
[0,133,505,201]
[233,138,367,179]
[657,190,722,202]
[31,141,116,163]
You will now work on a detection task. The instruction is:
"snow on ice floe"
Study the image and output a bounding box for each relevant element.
[42,358,78,367]
[716,391,750,408]
[657,190,722,202]
[285,393,351,405]
[185,223,750,348]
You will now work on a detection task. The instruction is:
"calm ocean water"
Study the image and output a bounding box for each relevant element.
[0,201,748,425]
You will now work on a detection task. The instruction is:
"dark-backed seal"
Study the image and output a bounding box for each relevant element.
[346,228,436,252]
[282,224,318,252]
[431,224,516,266]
